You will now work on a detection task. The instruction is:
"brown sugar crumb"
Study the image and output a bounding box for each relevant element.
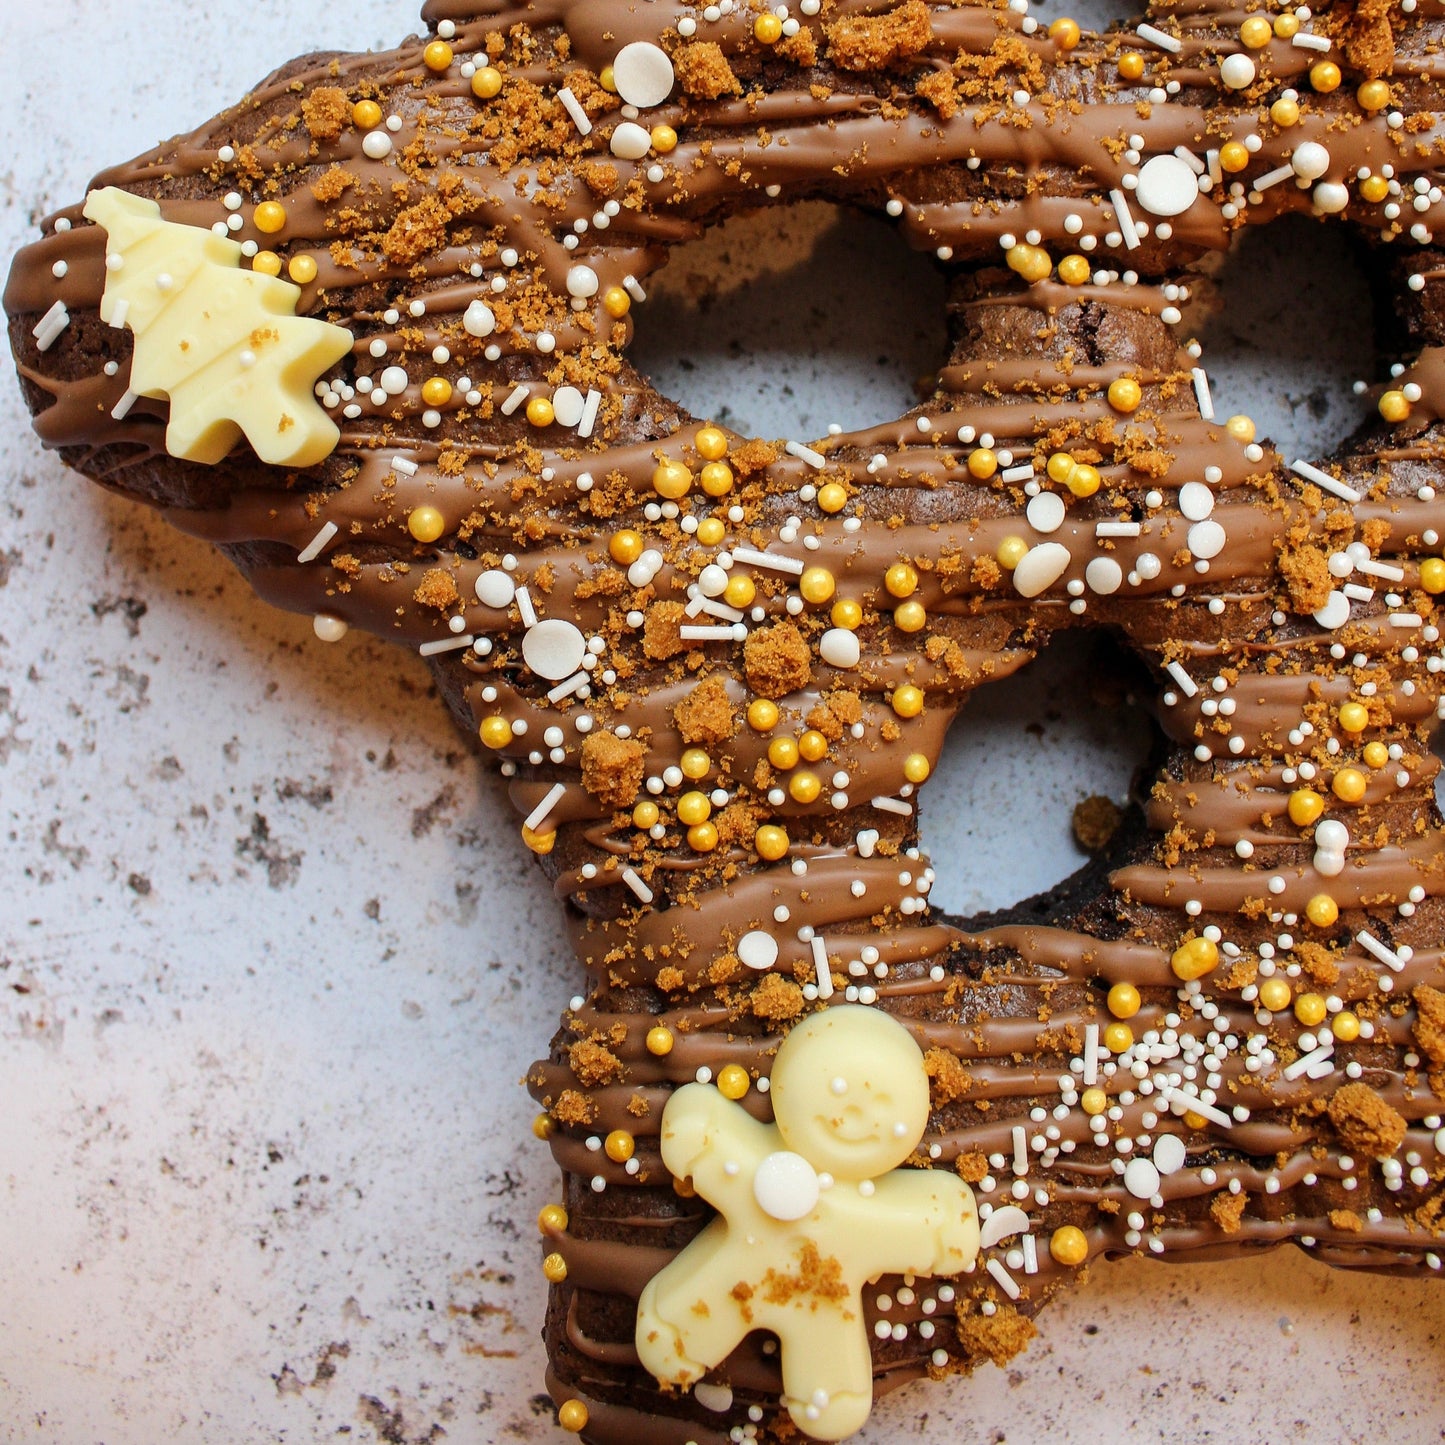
[924,1047,972,1106]
[744,620,812,698]
[412,568,459,610]
[915,69,958,119]
[1413,984,1445,1068]
[1072,795,1121,852]
[655,965,686,992]
[730,438,779,476]
[955,1310,1036,1368]
[569,1038,624,1087]
[626,1093,650,1118]
[300,86,348,142]
[1277,543,1333,614]
[383,194,451,265]
[1327,1081,1407,1158]
[643,600,689,660]
[552,1089,596,1126]
[672,41,742,99]
[760,1240,847,1306]
[1328,1208,1364,1233]
[955,1150,988,1184]
[580,730,647,810]
[826,0,932,69]
[1293,940,1340,987]
[751,972,804,1021]
[1333,0,1396,76]
[672,675,736,747]
[1210,1189,1247,1234]
[776,27,818,67]
[310,165,355,203]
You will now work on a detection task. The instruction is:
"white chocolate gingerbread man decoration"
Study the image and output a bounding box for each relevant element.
[636,1005,980,1440]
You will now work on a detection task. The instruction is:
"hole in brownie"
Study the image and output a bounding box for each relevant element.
[921,631,1156,921]
[1182,212,1376,462]
[629,200,947,439]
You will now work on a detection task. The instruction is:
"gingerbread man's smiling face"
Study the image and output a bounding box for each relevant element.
[770,1007,931,1181]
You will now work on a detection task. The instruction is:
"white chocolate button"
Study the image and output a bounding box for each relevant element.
[552,386,585,427]
[738,930,779,970]
[1178,481,1214,520]
[522,618,587,680]
[1186,519,1226,560]
[610,120,652,160]
[1124,1157,1161,1200]
[1135,154,1199,217]
[753,1150,820,1221]
[1152,1134,1187,1176]
[819,628,861,668]
[475,569,516,609]
[1313,590,1351,629]
[1085,556,1123,595]
[611,41,675,108]
[1012,542,1071,598]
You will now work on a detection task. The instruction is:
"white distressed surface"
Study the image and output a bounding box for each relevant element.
[1,4,1441,1444]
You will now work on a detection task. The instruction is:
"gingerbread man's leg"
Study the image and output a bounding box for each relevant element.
[775,1303,873,1443]
[635,1218,750,1389]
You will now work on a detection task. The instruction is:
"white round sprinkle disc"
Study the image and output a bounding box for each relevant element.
[819,628,861,669]
[1084,556,1123,595]
[1124,1156,1161,1200]
[522,618,587,680]
[738,929,780,970]
[475,569,516,609]
[1187,519,1227,560]
[611,41,675,108]
[1313,590,1351,630]
[609,120,652,160]
[551,386,585,427]
[1026,490,1066,534]
[1178,481,1214,521]
[1135,154,1200,218]
[1152,1133,1188,1176]
[753,1150,820,1221]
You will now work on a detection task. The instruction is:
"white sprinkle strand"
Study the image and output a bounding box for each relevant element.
[679,624,743,641]
[516,587,538,628]
[785,440,827,469]
[1291,458,1361,503]
[499,382,530,415]
[418,633,476,657]
[622,868,654,904]
[556,86,593,135]
[577,389,602,439]
[110,388,138,420]
[1191,367,1215,420]
[32,299,70,350]
[1096,521,1142,538]
[730,545,806,576]
[1391,613,1424,629]
[1355,557,1405,582]
[811,936,834,1000]
[985,1258,1022,1300]
[871,796,914,817]
[1136,22,1182,52]
[1160,1086,1233,1129]
[547,671,591,703]
[1165,661,1198,698]
[391,455,419,476]
[1109,188,1141,250]
[1292,31,1332,51]
[1012,1125,1028,1175]
[297,521,338,564]
[1282,1044,1335,1081]
[1356,930,1405,972]
[524,782,567,834]
[1083,1024,1100,1086]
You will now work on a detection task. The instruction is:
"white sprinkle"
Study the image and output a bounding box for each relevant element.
[1083,1024,1100,1086]
[1356,930,1404,971]
[32,299,69,350]
[1109,189,1141,250]
[739,930,780,970]
[611,40,675,108]
[1292,30,1332,51]
[985,1258,1021,1300]
[557,86,593,135]
[731,545,805,576]
[1012,542,1071,598]
[524,782,567,834]
[1253,164,1297,192]
[391,455,419,477]
[1342,582,1374,603]
[1135,22,1181,52]
[785,440,827,469]
[577,389,602,439]
[1355,557,1405,582]
[622,274,646,302]
[622,868,654,904]
[515,587,538,628]
[110,388,138,420]
[1096,521,1141,538]
[1012,1125,1028,1175]
[1283,1044,1335,1081]
[499,383,530,415]
[1173,146,1206,176]
[1391,612,1424,628]
[811,936,834,999]
[679,625,743,641]
[871,796,913,817]
[692,597,745,622]
[1165,661,1198,698]
[1191,367,1215,420]
[418,633,476,657]
[1026,491,1066,534]
[1160,1086,1233,1129]
[297,520,338,564]
[546,672,591,703]
[1290,459,1360,504]
[1021,1234,1040,1274]
[1001,463,1035,484]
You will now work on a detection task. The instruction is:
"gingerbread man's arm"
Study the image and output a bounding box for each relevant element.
[843,1172,980,1281]
[658,1082,776,1209]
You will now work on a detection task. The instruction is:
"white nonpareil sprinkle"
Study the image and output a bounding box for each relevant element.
[297,521,338,564]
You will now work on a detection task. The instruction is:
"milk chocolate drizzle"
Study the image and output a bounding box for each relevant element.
[8,0,1445,1440]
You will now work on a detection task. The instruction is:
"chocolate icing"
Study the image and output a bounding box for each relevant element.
[8,0,1445,1439]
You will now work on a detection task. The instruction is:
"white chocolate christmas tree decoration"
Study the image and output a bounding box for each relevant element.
[83,187,352,468]
[635,1006,979,1440]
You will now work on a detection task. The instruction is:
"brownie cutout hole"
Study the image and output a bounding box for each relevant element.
[629,200,948,439]
[1182,212,1376,464]
[922,632,1155,922]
